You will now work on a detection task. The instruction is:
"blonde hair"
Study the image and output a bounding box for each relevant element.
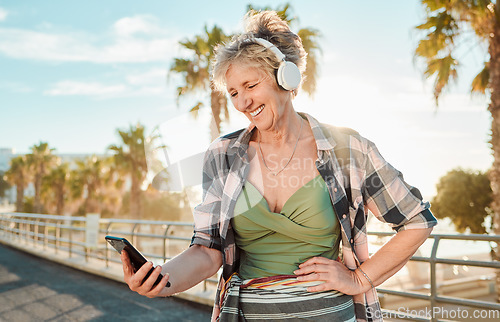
[211,10,307,94]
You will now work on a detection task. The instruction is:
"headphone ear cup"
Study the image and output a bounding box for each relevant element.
[276,61,301,91]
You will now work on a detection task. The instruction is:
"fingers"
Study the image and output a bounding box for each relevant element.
[120,251,169,298]
[149,272,171,297]
[306,282,333,293]
[140,265,162,293]
[298,256,333,268]
[293,257,339,275]
[131,261,155,290]
[121,250,134,279]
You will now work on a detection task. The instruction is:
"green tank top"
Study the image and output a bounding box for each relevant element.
[232,175,341,279]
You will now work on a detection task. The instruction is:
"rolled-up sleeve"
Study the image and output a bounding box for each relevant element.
[190,144,223,251]
[362,139,437,232]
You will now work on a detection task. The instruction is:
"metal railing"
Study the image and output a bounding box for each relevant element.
[0,212,218,291]
[370,232,500,321]
[1,212,499,321]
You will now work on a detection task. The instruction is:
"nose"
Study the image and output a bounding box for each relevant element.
[236,92,252,112]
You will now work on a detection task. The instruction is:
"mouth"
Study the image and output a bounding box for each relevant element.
[250,105,264,117]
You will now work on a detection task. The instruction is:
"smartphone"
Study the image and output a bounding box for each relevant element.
[105,235,170,288]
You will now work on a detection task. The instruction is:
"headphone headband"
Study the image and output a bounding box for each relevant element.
[245,37,301,91]
[251,38,286,62]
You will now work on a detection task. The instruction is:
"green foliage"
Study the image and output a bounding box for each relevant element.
[414,0,496,103]
[23,196,35,214]
[431,168,492,233]
[109,123,148,180]
[247,3,296,25]
[170,25,229,103]
[118,190,189,221]
[41,162,69,215]
[471,61,489,94]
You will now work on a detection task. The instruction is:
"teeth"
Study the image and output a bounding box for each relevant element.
[250,105,264,117]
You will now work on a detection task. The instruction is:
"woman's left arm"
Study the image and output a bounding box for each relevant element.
[295,137,437,294]
[294,227,433,295]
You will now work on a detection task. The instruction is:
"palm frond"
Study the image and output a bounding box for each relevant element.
[421,0,448,12]
[471,61,490,94]
[298,28,321,96]
[247,3,297,26]
[424,54,459,103]
[189,102,204,119]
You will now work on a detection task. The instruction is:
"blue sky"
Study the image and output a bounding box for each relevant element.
[0,0,492,198]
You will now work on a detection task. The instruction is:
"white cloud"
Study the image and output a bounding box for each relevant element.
[0,8,7,22]
[125,68,167,85]
[43,68,171,98]
[113,15,164,37]
[0,81,32,93]
[44,81,127,97]
[0,15,179,63]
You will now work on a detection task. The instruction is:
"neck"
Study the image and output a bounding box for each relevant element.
[258,109,303,147]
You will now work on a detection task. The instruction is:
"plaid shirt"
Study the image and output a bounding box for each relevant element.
[190,113,437,322]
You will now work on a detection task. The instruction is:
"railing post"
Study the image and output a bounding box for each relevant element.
[163,225,171,262]
[131,223,139,246]
[43,219,48,250]
[430,236,440,322]
[34,218,40,247]
[68,221,73,258]
[24,218,29,244]
[55,221,61,254]
[105,222,113,268]
[18,218,22,242]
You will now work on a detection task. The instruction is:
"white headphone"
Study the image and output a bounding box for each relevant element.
[251,38,302,91]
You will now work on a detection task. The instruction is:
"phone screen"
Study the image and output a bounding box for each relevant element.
[105,236,170,287]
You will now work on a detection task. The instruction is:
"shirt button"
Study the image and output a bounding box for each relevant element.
[350,238,354,244]
[334,188,338,192]
[342,214,347,219]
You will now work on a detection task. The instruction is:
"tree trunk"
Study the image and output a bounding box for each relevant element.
[56,185,64,216]
[487,15,500,303]
[85,182,99,214]
[130,172,142,220]
[34,168,42,213]
[210,91,226,141]
[15,180,24,213]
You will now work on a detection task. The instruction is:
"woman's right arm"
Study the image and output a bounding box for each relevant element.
[121,244,222,298]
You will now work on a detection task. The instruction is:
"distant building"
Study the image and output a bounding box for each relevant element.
[0,148,16,172]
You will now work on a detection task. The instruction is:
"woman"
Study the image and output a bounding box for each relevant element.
[121,11,437,322]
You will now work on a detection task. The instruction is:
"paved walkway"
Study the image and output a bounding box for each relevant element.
[0,244,212,321]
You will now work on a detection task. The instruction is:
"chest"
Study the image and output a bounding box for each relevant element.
[245,140,321,213]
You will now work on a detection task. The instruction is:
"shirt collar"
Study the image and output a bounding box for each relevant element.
[229,112,337,153]
[300,112,336,151]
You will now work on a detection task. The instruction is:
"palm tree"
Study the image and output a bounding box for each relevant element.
[170,25,230,140]
[41,162,69,215]
[100,157,127,218]
[247,3,322,96]
[108,124,148,219]
[26,142,57,214]
[4,155,29,212]
[414,0,500,299]
[72,155,108,215]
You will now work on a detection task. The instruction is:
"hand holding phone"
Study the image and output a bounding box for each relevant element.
[105,236,170,288]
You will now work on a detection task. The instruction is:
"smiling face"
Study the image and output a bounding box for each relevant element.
[225,63,292,132]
